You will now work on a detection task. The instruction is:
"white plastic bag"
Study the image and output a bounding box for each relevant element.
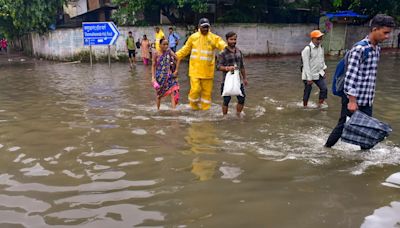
[222,70,243,97]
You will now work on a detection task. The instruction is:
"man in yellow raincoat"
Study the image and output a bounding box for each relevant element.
[175,18,227,110]
[154,26,165,52]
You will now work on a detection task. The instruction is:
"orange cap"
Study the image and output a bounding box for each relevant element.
[310,30,324,38]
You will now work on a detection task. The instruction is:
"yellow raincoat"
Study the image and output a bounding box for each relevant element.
[186,123,219,181]
[155,30,165,52]
[176,31,226,110]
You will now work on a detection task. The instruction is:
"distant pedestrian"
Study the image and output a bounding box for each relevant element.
[154,27,165,52]
[141,35,151,66]
[151,38,179,110]
[217,31,248,117]
[1,38,8,54]
[397,32,400,48]
[126,31,136,69]
[168,27,180,52]
[301,30,328,108]
[325,14,396,149]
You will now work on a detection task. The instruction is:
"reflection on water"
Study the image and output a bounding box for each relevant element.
[362,202,400,228]
[186,122,220,181]
[362,172,400,228]
[0,53,399,227]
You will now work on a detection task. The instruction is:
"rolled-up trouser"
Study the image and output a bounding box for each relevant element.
[303,75,328,102]
[189,78,213,110]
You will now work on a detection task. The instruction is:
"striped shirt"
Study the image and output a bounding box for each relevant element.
[344,36,381,107]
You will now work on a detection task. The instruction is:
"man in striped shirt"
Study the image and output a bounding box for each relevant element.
[325,14,395,149]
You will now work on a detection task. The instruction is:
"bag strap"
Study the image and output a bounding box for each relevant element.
[354,40,371,63]
[307,45,312,59]
[301,45,312,64]
[169,33,178,41]
[344,40,371,68]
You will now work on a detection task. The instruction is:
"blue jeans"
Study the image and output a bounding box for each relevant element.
[325,94,373,148]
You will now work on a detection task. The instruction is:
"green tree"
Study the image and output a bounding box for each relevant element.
[217,0,321,23]
[0,0,65,38]
[330,0,400,19]
[112,0,207,25]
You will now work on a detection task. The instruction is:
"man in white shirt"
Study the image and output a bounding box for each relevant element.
[301,30,328,108]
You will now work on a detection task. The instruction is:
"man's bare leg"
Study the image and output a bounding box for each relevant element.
[156,97,161,110]
[222,105,228,116]
[236,104,244,117]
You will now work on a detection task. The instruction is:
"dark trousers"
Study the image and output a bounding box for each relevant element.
[325,95,373,148]
[303,75,328,102]
[221,83,246,106]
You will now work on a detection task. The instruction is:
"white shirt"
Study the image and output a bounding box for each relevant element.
[301,42,327,81]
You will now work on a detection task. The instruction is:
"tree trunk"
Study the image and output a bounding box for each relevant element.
[160,5,179,24]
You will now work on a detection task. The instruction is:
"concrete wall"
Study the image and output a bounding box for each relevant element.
[23,24,317,61]
[22,24,400,61]
[212,24,318,55]
[328,25,400,55]
[320,16,400,55]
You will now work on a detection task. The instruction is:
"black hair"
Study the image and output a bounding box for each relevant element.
[160,37,167,44]
[225,31,237,40]
[128,31,132,34]
[169,27,173,30]
[370,14,396,30]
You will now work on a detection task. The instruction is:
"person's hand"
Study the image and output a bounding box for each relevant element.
[347,101,358,113]
[307,80,313,85]
[151,77,156,83]
[173,70,178,76]
[243,79,248,86]
[226,66,235,71]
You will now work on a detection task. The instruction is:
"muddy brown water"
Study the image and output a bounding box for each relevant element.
[0,53,399,227]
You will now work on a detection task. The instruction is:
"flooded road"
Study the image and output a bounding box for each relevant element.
[0,53,399,227]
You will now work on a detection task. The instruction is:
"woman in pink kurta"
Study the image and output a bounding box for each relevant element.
[1,39,7,53]
[141,35,151,65]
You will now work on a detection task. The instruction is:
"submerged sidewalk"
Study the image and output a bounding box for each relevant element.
[0,50,32,64]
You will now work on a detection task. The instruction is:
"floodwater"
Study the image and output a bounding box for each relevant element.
[0,52,399,227]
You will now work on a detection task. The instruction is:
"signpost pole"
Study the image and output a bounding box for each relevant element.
[83,22,120,69]
[89,45,93,68]
[108,45,111,68]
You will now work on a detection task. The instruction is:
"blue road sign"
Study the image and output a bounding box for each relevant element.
[82,22,120,46]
